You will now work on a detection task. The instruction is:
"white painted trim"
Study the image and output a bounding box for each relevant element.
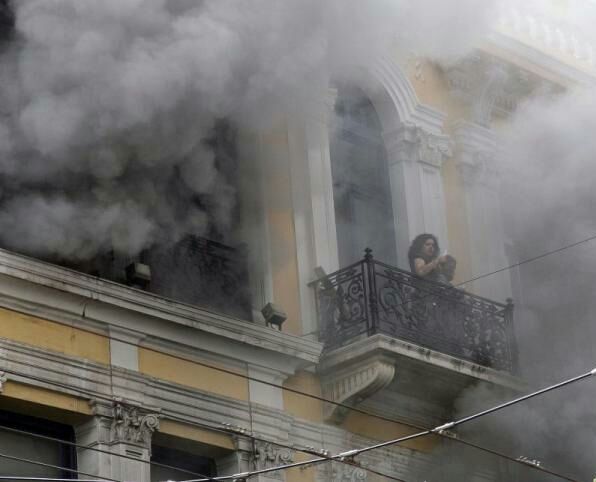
[0,249,322,369]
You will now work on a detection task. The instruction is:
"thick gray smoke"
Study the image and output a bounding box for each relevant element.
[435,88,596,480]
[0,0,497,259]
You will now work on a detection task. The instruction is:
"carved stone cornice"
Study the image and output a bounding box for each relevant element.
[251,441,294,480]
[384,123,452,168]
[90,399,161,448]
[321,354,395,424]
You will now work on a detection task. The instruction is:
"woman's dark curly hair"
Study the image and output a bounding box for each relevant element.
[408,233,440,272]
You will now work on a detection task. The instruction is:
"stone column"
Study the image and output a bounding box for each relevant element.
[75,399,161,482]
[454,121,512,301]
[384,123,452,269]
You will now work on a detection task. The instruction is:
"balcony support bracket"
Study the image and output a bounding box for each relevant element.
[321,354,395,424]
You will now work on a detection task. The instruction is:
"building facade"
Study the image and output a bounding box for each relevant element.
[0,2,593,481]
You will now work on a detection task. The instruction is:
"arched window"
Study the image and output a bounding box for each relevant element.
[329,86,396,266]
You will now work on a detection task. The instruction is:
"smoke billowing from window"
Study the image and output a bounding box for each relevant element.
[3,0,596,476]
[0,0,497,259]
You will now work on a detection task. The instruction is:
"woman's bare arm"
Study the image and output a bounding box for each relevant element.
[414,257,439,276]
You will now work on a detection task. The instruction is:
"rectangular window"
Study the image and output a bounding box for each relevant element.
[0,409,77,478]
[151,444,216,481]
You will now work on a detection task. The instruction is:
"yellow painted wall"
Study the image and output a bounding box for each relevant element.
[260,124,303,336]
[441,155,473,284]
[159,419,234,451]
[0,381,91,426]
[403,59,476,281]
[286,451,316,482]
[0,307,109,364]
[406,59,469,120]
[341,411,438,453]
[283,371,323,423]
[138,348,249,401]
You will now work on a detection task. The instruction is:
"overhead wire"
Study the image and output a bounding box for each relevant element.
[368,232,596,313]
[0,365,405,482]
[0,359,579,482]
[176,368,596,482]
[0,450,116,482]
[0,423,209,479]
[0,289,576,480]
[1,232,596,481]
[0,312,579,481]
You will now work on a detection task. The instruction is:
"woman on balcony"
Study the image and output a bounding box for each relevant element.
[408,234,456,284]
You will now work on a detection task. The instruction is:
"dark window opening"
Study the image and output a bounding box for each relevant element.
[0,120,252,320]
[329,85,397,267]
[0,0,14,44]
[151,444,216,481]
[0,409,77,478]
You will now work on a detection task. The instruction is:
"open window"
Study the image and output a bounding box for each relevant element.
[0,120,252,320]
[0,409,77,478]
[329,85,397,266]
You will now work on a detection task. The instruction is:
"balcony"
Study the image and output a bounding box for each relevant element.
[30,235,253,321]
[313,249,522,424]
[314,249,517,372]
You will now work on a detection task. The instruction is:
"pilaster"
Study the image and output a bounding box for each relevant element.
[383,123,452,269]
[75,399,161,482]
[453,121,511,301]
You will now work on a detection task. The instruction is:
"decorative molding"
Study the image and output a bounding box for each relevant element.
[384,123,452,168]
[0,247,322,372]
[111,402,160,447]
[88,399,161,448]
[496,5,596,71]
[318,462,367,482]
[251,441,294,480]
[372,56,447,134]
[446,54,562,124]
[321,354,395,423]
[0,371,6,392]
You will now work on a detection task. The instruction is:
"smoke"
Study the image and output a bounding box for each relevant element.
[432,83,596,479]
[0,0,498,259]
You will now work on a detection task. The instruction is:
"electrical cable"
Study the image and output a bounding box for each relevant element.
[0,297,578,482]
[2,233,595,481]
[0,450,116,482]
[0,423,209,479]
[0,365,405,482]
[0,320,579,481]
[176,367,596,481]
[363,232,596,314]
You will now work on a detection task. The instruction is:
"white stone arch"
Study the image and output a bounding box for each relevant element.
[336,56,452,269]
[290,57,452,334]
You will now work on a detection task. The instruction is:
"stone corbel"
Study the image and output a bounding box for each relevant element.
[385,124,452,168]
[321,354,395,424]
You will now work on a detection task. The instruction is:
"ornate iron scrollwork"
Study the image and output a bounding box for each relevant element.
[315,250,516,372]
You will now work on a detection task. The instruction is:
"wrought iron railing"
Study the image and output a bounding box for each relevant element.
[314,249,517,372]
[146,236,252,320]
